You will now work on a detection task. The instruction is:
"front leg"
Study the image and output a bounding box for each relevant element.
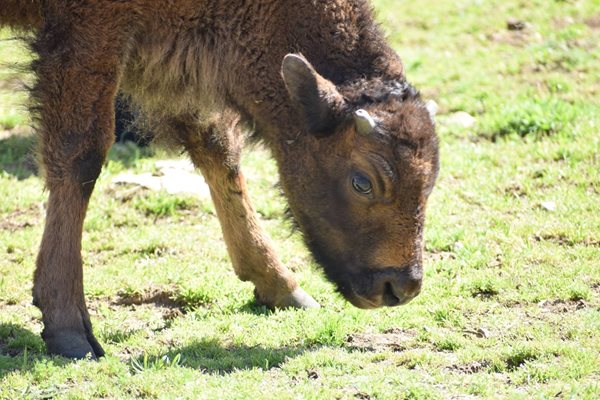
[172,115,319,308]
[31,11,127,358]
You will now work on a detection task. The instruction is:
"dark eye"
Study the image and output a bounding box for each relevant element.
[352,174,373,195]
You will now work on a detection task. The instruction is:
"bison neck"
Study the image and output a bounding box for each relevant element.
[122,1,403,141]
[224,0,404,145]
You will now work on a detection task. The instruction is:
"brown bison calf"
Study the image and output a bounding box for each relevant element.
[1,0,439,359]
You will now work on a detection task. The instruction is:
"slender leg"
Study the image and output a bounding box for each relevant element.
[171,114,319,308]
[31,17,125,358]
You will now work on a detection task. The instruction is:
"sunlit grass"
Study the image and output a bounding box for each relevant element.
[1,1,599,398]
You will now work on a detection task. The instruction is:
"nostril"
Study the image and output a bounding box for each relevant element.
[403,277,422,299]
[382,282,401,306]
[378,266,423,306]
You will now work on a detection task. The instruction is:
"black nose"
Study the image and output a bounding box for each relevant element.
[380,267,422,306]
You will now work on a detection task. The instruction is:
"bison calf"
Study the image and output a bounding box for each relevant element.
[1,0,439,359]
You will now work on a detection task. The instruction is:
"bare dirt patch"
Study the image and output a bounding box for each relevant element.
[552,16,575,30]
[424,250,455,263]
[0,203,43,232]
[503,183,527,198]
[84,286,192,343]
[504,298,594,312]
[346,328,417,352]
[532,233,600,248]
[87,288,190,350]
[487,19,542,47]
[112,286,186,319]
[537,299,590,313]
[585,15,600,29]
[448,360,490,374]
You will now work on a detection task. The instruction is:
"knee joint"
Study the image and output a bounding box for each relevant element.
[73,150,105,199]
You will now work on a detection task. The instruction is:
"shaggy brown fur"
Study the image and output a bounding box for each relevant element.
[2,0,439,359]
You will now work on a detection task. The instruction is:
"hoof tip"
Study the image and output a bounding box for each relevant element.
[277,288,320,309]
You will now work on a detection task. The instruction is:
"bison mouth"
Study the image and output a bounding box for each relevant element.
[303,233,422,309]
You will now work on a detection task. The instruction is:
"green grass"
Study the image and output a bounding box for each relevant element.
[1,0,599,398]
[0,32,29,130]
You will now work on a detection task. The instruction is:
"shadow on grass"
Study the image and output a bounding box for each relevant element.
[1,323,309,378]
[133,338,306,375]
[0,133,37,179]
[0,131,156,181]
[0,323,54,378]
[106,141,155,169]
[237,298,276,316]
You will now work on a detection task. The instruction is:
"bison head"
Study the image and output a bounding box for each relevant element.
[279,54,439,309]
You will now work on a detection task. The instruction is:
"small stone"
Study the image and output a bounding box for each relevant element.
[462,328,491,338]
[446,111,476,128]
[425,100,439,121]
[306,369,319,380]
[540,201,556,212]
[507,19,527,31]
[476,328,490,338]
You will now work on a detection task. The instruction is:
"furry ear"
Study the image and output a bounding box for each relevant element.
[281,54,345,136]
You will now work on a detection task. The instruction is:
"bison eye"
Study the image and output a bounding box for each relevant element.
[352,174,373,195]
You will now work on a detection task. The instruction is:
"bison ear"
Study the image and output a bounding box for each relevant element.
[281,54,345,136]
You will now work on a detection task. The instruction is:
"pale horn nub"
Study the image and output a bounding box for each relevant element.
[354,109,376,135]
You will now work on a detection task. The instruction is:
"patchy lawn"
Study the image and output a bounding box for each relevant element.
[1,0,599,398]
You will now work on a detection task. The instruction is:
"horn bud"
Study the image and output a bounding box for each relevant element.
[354,109,376,135]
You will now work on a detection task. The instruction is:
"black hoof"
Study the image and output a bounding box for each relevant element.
[255,287,320,309]
[276,288,320,309]
[43,330,105,360]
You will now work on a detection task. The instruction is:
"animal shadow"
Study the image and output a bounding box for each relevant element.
[236,298,276,316]
[0,323,58,378]
[1,323,308,378]
[132,338,305,374]
[0,133,37,180]
[0,121,152,181]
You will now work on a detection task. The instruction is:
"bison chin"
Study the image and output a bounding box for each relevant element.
[303,235,423,309]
